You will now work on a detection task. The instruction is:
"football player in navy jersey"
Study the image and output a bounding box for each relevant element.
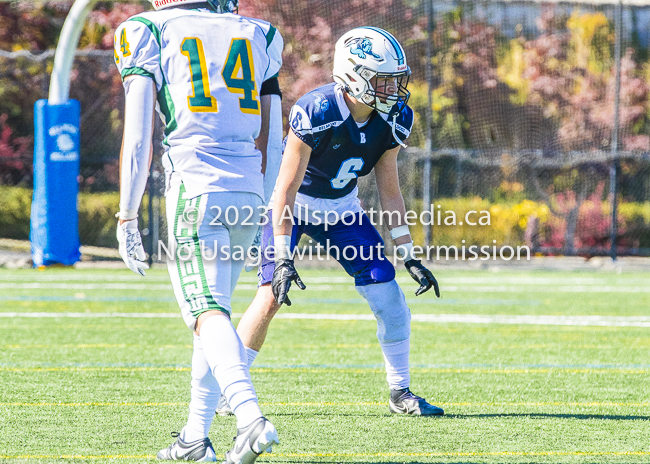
[229,27,444,416]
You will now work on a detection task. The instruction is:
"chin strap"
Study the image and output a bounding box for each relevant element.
[391,112,407,149]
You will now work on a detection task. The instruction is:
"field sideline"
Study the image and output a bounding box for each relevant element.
[0,266,649,463]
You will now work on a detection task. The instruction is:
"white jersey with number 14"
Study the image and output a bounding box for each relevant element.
[114,8,283,200]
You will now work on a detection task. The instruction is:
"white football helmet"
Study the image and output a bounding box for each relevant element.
[149,0,237,13]
[333,26,411,115]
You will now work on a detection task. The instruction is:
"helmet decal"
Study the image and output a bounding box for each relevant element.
[361,27,404,65]
[347,38,381,60]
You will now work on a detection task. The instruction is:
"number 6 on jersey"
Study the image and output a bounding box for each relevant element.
[331,157,364,189]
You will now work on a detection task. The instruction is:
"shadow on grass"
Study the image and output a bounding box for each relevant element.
[262,462,646,464]
[268,412,649,420]
[447,413,649,420]
[263,462,497,464]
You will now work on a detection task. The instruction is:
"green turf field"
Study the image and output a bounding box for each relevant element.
[0,266,649,463]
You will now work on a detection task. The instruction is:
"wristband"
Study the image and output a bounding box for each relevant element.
[390,225,410,240]
[116,210,138,220]
[396,241,416,260]
[274,234,292,260]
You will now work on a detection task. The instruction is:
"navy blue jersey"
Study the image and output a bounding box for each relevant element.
[288,83,413,199]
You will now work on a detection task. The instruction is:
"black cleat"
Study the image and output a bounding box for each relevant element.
[157,432,217,461]
[389,388,444,416]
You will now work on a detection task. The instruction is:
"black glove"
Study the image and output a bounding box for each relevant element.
[271,258,306,306]
[405,259,440,297]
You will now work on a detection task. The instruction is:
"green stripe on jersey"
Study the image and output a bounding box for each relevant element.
[173,184,228,318]
[158,85,177,143]
[127,17,161,45]
[127,16,177,144]
[265,25,277,49]
[121,67,154,81]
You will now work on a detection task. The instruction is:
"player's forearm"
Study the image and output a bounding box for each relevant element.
[272,165,303,260]
[273,131,311,236]
[375,146,409,242]
[378,193,413,251]
[379,193,409,235]
[118,75,155,221]
[272,189,297,236]
[272,188,297,261]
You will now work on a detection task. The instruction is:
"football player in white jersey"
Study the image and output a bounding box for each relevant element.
[113,0,283,461]
[222,27,444,417]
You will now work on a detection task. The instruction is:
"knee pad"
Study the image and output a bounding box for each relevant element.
[355,279,411,343]
[358,256,396,286]
[341,253,395,286]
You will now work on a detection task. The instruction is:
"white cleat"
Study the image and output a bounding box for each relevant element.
[216,394,233,416]
[222,417,279,464]
[157,432,217,461]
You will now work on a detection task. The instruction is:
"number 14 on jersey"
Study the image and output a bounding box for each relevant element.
[181,37,260,114]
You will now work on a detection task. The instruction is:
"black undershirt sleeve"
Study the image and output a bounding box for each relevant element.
[260,76,281,98]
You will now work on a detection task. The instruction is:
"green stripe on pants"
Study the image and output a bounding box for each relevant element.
[173,183,227,317]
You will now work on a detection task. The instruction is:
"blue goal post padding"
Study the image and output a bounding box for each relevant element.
[30,99,82,267]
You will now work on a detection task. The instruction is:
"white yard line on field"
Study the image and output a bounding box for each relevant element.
[1,275,647,286]
[2,312,650,327]
[0,274,172,282]
[1,282,649,293]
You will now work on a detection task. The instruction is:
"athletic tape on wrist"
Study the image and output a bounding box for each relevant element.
[274,235,292,260]
[116,210,138,220]
[390,225,410,240]
[396,241,416,260]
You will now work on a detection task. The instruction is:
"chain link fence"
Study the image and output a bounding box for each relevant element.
[2,0,650,259]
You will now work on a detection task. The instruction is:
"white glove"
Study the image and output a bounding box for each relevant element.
[116,219,149,276]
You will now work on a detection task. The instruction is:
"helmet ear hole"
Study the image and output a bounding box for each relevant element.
[345,73,357,83]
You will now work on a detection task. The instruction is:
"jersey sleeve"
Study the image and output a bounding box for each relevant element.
[289,90,338,148]
[263,25,283,81]
[288,102,315,148]
[114,18,163,91]
[388,105,414,149]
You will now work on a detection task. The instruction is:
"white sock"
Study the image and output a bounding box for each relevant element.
[200,315,263,428]
[182,334,220,442]
[245,346,259,368]
[380,338,411,390]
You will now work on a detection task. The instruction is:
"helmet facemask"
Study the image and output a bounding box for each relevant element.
[210,0,238,13]
[355,66,411,114]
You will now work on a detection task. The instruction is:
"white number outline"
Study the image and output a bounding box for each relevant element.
[331,157,364,189]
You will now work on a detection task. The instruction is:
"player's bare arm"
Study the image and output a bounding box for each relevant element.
[272,130,312,236]
[375,146,440,297]
[374,146,410,247]
[270,130,310,305]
